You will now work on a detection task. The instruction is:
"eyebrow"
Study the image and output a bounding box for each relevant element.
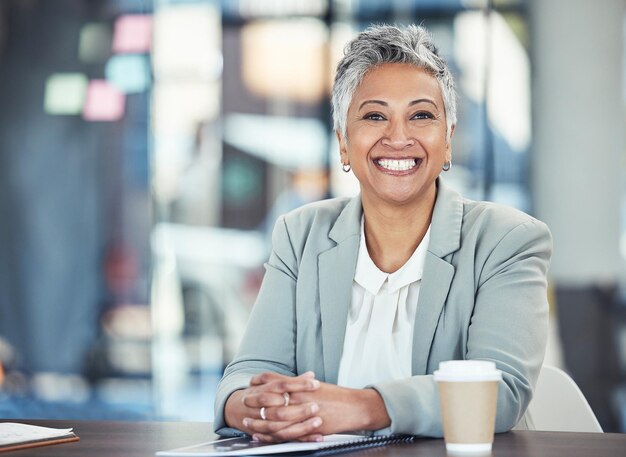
[358,98,438,110]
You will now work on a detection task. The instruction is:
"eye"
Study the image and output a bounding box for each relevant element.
[363,112,386,121]
[411,110,435,121]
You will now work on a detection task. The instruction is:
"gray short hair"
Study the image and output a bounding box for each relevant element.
[331,24,457,142]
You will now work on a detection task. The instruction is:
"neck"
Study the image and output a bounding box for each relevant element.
[361,187,436,273]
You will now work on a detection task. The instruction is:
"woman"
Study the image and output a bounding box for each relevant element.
[214,24,552,442]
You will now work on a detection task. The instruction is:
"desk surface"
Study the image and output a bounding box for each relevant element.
[3,420,625,457]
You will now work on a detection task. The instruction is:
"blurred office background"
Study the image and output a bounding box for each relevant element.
[0,0,625,431]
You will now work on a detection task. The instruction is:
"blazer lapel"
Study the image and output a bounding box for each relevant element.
[412,179,464,375]
[318,196,362,383]
[412,254,454,374]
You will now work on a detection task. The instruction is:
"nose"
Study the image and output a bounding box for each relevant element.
[381,119,415,149]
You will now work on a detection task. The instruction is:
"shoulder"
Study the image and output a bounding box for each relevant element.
[278,197,353,236]
[432,180,550,259]
[459,198,553,263]
[463,193,548,233]
[271,197,355,254]
[463,199,545,230]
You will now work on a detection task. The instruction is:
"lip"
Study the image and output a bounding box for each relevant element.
[373,157,423,175]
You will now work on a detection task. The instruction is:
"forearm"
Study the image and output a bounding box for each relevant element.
[371,375,442,436]
[224,389,246,429]
[357,388,391,431]
[214,371,253,434]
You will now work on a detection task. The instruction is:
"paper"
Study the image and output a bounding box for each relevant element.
[0,423,74,446]
[156,434,414,457]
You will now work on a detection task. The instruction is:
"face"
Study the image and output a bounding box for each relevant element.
[337,63,453,209]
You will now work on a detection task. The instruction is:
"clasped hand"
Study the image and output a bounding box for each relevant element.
[224,371,389,443]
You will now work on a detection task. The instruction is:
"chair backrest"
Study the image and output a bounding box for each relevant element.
[527,364,603,433]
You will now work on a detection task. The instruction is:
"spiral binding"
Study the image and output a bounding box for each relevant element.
[301,435,415,457]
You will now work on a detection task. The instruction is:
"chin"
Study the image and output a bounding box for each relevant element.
[379,193,420,206]
[376,183,436,207]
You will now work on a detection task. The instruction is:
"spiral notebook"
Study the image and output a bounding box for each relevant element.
[156,434,414,457]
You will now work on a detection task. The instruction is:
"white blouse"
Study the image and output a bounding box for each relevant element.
[337,220,431,389]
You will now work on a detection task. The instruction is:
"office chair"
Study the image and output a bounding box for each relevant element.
[527,364,603,432]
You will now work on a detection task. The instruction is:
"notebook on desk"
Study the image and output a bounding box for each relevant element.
[0,422,79,453]
[156,433,414,457]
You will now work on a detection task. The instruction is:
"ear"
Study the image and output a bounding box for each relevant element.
[448,124,456,143]
[336,130,348,163]
[445,124,456,161]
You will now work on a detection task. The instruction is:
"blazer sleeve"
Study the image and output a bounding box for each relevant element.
[213,216,299,435]
[370,219,553,437]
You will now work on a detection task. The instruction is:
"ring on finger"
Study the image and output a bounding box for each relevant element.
[283,392,290,407]
[260,406,267,420]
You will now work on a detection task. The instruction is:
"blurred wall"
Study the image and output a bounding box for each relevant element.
[530,0,626,431]
[531,0,623,284]
[0,1,107,374]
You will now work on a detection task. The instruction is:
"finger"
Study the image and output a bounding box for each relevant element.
[265,402,320,422]
[288,391,315,405]
[296,434,324,443]
[242,417,294,435]
[249,372,290,386]
[242,391,291,409]
[250,371,315,386]
[242,403,319,433]
[288,381,326,404]
[251,416,323,443]
[251,377,320,396]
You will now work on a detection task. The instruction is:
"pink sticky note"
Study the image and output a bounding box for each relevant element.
[83,80,125,121]
[112,14,152,54]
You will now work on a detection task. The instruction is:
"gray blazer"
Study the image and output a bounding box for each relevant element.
[214,179,552,437]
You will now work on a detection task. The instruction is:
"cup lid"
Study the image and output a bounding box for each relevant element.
[433,360,502,382]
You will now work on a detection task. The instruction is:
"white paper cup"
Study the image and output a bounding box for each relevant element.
[434,361,502,453]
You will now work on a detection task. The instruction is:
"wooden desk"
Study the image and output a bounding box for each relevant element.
[4,420,625,457]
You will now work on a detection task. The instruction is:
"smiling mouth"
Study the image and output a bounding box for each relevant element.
[376,158,421,172]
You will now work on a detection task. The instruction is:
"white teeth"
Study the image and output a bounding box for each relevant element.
[377,158,417,171]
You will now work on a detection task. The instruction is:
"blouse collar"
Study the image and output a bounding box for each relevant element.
[354,216,431,295]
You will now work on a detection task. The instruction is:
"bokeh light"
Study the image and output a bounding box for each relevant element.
[43,73,88,115]
[106,54,151,93]
[83,80,126,121]
[112,14,153,54]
